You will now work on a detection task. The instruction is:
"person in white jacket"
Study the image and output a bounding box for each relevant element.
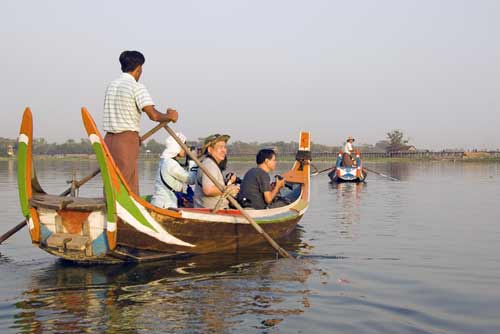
[151,133,197,209]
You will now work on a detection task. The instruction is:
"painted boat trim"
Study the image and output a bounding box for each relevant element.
[81,107,194,247]
[17,108,41,242]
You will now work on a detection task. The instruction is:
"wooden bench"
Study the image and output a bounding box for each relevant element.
[30,193,106,211]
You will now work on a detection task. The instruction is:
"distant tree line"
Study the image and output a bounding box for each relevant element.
[0,130,418,157]
[0,137,18,157]
[0,137,95,157]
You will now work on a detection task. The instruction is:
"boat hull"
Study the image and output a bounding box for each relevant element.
[328,167,367,183]
[116,214,301,254]
[17,107,311,263]
[31,201,304,263]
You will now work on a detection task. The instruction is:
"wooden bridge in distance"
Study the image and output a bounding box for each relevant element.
[230,150,500,161]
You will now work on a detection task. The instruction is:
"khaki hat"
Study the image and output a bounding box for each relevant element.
[347,136,355,142]
[202,133,230,153]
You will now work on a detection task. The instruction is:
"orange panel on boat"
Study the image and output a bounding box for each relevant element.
[57,211,91,234]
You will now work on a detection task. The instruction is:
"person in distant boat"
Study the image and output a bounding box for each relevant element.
[342,136,355,167]
[151,133,197,209]
[193,134,239,209]
[103,50,178,195]
[237,149,286,210]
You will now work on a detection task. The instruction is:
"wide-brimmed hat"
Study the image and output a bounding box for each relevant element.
[202,133,230,154]
[346,136,355,142]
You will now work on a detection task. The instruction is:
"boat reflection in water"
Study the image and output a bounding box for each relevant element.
[331,182,365,239]
[12,228,314,333]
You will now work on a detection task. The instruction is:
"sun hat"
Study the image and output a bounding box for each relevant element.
[161,132,187,159]
[202,133,230,154]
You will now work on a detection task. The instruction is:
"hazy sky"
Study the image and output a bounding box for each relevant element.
[1,0,499,150]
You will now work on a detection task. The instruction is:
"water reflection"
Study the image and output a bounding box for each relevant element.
[330,182,365,239]
[7,159,15,179]
[0,252,12,264]
[366,162,411,181]
[12,229,314,333]
[387,162,410,181]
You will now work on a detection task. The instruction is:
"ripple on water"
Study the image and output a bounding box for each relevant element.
[2,161,500,333]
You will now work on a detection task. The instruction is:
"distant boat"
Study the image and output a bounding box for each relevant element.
[17,107,311,263]
[328,150,367,183]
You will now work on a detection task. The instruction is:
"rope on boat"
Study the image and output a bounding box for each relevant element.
[211,186,239,213]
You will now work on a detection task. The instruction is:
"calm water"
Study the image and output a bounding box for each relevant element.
[1,158,499,333]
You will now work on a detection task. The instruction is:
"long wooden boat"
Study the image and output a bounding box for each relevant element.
[328,150,367,183]
[17,107,311,263]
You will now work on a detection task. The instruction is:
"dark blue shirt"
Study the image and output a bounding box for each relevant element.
[238,167,271,209]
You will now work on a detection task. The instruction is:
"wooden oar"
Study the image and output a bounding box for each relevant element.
[364,167,399,181]
[61,121,168,196]
[0,121,169,246]
[163,125,293,259]
[0,222,26,245]
[312,166,334,176]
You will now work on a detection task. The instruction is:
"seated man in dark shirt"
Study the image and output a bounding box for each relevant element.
[238,149,286,209]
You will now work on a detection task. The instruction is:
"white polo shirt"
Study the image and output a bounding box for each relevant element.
[103,73,155,133]
[344,142,353,154]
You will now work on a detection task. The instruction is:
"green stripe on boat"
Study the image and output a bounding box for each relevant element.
[115,182,158,232]
[17,140,30,217]
[92,142,116,223]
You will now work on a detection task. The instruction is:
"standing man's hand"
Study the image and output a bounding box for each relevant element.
[143,105,178,123]
[166,108,178,123]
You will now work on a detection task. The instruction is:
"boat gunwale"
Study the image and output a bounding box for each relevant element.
[81,107,310,223]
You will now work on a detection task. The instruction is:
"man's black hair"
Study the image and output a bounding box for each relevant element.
[119,50,145,72]
[256,149,276,165]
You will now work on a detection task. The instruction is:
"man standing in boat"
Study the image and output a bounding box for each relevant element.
[342,136,355,167]
[103,50,178,194]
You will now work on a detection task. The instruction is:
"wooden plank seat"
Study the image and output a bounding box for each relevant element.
[46,233,90,251]
[30,193,106,211]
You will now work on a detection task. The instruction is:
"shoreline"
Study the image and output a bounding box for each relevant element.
[2,155,500,163]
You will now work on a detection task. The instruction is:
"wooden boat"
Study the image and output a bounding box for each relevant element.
[17,107,311,263]
[328,150,367,183]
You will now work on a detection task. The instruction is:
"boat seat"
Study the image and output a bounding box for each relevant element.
[46,233,90,251]
[30,193,106,211]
